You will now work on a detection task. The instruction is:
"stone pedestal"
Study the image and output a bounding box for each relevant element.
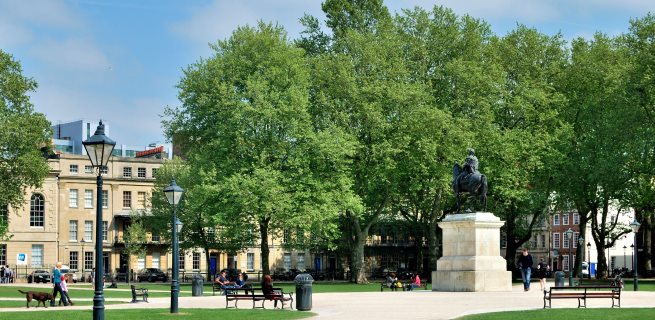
[432,212,511,292]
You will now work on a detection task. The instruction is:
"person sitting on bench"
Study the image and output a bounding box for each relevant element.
[215,270,236,291]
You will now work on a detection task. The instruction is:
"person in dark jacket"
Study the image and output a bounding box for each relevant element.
[517,248,534,292]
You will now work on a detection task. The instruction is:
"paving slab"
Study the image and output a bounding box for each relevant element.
[1,283,654,319]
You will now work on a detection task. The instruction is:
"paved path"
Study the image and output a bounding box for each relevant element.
[2,283,655,319]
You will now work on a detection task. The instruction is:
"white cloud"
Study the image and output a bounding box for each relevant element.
[0,0,82,29]
[31,85,168,146]
[388,0,560,22]
[169,0,323,48]
[29,38,111,71]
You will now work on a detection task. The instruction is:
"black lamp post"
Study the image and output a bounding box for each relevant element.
[623,245,627,269]
[82,121,115,320]
[586,242,591,278]
[164,180,184,313]
[630,219,640,291]
[565,228,573,286]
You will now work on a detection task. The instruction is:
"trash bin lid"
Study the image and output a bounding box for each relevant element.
[294,273,314,283]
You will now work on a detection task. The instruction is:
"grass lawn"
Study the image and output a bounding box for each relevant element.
[458,308,655,320]
[0,300,125,308]
[0,308,314,320]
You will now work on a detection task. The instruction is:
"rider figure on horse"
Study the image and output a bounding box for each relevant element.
[453,148,487,213]
[461,148,479,182]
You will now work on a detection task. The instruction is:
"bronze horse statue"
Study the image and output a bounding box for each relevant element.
[452,162,487,213]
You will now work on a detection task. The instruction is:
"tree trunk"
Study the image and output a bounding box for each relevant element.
[351,234,368,283]
[204,246,211,280]
[259,218,270,275]
[427,220,439,272]
[596,245,607,279]
[573,217,588,278]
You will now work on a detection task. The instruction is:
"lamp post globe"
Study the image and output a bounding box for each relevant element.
[82,121,115,320]
[565,228,573,286]
[164,179,184,313]
[629,219,640,291]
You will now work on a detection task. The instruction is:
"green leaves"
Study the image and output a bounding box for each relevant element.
[0,50,51,239]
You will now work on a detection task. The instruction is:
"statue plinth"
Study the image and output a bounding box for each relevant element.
[432,212,512,292]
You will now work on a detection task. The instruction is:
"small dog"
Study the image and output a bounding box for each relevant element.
[18,290,54,308]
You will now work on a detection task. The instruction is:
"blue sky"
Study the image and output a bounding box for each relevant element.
[1,0,654,146]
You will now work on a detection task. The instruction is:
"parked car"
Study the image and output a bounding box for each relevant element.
[60,265,78,283]
[28,270,51,283]
[137,268,168,282]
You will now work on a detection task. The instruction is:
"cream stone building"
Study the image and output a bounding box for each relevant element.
[1,152,321,281]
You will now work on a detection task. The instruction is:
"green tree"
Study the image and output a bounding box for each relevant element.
[555,33,636,278]
[484,25,569,270]
[164,22,355,275]
[122,215,147,284]
[622,13,655,273]
[0,50,51,238]
[392,6,495,271]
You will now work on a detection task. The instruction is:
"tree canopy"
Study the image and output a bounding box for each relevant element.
[0,50,51,238]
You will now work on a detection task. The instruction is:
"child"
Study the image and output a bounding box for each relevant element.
[59,276,73,306]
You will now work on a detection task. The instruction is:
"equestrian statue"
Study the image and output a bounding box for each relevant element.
[452,148,487,213]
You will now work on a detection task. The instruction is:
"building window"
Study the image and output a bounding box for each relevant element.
[563,232,570,248]
[84,189,93,208]
[100,165,108,175]
[123,191,132,208]
[298,253,305,270]
[85,220,93,241]
[192,252,200,270]
[152,252,160,268]
[0,244,6,266]
[179,253,185,270]
[123,167,132,178]
[70,164,78,173]
[563,255,570,272]
[553,232,560,249]
[137,255,145,270]
[152,168,158,177]
[563,213,569,225]
[84,251,93,270]
[539,235,546,248]
[31,245,43,267]
[500,233,507,248]
[85,165,93,174]
[530,237,537,248]
[137,192,147,209]
[102,190,108,208]
[553,214,560,226]
[247,253,255,271]
[69,251,78,270]
[138,167,146,178]
[283,253,291,270]
[573,212,580,225]
[69,189,78,208]
[69,220,78,241]
[573,232,579,248]
[0,205,7,226]
[151,232,160,242]
[102,221,108,242]
[30,194,45,227]
[284,230,291,243]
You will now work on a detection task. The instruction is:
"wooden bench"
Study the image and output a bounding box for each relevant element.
[381,281,403,291]
[543,286,620,308]
[225,287,293,309]
[130,285,149,303]
[212,282,225,296]
[575,278,616,286]
[381,282,428,291]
